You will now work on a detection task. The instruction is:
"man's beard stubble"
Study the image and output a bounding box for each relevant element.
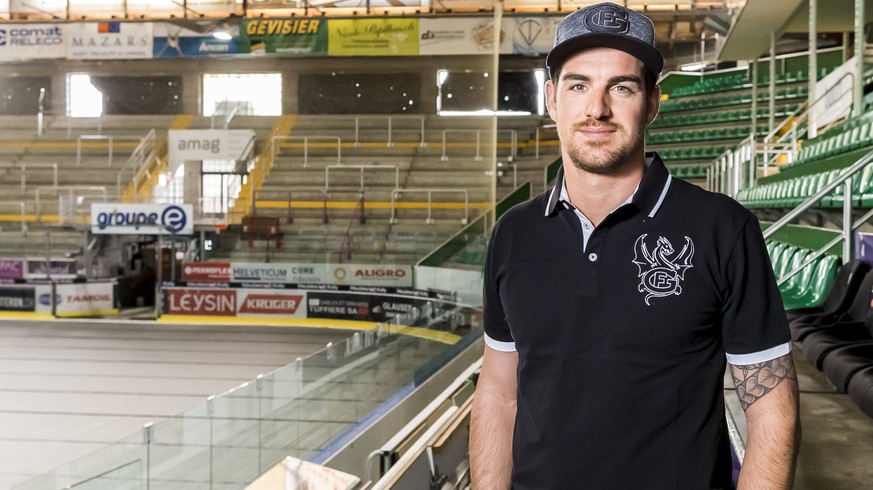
[565,120,645,176]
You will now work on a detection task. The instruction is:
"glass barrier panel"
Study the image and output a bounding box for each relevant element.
[12,432,145,490]
[147,403,210,489]
[210,381,262,487]
[258,360,304,466]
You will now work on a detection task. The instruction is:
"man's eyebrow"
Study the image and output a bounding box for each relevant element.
[560,73,590,82]
[560,73,643,86]
[609,75,643,86]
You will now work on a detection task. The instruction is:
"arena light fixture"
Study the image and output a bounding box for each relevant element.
[534,69,546,116]
[681,62,708,72]
[213,31,232,41]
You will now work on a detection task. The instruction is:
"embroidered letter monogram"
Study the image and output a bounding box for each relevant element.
[632,234,695,305]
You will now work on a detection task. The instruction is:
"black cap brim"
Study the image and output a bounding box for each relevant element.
[546,32,664,80]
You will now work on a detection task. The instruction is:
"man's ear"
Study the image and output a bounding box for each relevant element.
[545,79,558,122]
[646,85,662,126]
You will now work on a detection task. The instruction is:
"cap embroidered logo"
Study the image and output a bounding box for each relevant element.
[583,6,630,34]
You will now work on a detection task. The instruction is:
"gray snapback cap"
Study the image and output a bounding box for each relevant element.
[546,2,664,79]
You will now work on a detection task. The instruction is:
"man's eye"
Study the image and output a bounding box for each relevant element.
[613,86,631,93]
[569,84,587,91]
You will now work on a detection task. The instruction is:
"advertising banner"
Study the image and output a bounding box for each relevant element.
[505,16,560,55]
[0,286,35,312]
[240,18,327,55]
[54,282,115,316]
[153,23,239,58]
[167,129,256,164]
[165,288,236,316]
[419,17,511,55]
[24,258,77,280]
[66,22,153,60]
[329,263,413,288]
[91,203,194,236]
[813,56,856,131]
[0,24,65,60]
[306,291,433,322]
[231,262,325,284]
[0,259,23,281]
[161,286,442,324]
[328,18,419,56]
[307,292,371,321]
[237,288,306,318]
[182,262,231,283]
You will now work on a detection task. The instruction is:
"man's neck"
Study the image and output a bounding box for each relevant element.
[563,160,645,226]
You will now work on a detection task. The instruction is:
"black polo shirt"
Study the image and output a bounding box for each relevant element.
[483,153,790,489]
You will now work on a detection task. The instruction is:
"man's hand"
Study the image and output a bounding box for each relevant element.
[470,346,518,490]
[731,353,801,489]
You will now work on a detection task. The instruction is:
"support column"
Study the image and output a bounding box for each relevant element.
[809,0,818,138]
[769,32,776,133]
[844,32,851,62]
[183,161,202,207]
[751,60,758,141]
[855,0,865,117]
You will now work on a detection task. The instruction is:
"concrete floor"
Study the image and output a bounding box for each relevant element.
[0,319,351,490]
[725,349,873,489]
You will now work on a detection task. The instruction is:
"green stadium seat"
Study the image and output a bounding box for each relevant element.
[782,255,839,309]
[780,248,812,296]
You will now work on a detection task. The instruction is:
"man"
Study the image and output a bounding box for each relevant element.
[470,3,800,489]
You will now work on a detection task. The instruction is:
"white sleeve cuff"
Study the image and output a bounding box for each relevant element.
[484,332,516,352]
[726,342,792,366]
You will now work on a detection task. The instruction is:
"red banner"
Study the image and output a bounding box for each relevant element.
[238,293,304,315]
[166,288,236,316]
[182,262,231,283]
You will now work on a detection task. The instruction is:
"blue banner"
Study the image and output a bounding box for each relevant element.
[153,36,239,57]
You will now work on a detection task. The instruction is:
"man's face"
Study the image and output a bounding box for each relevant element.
[545,47,660,176]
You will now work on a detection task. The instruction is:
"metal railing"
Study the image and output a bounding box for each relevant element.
[325,164,399,194]
[253,187,330,224]
[761,71,855,168]
[535,124,556,159]
[77,134,143,168]
[336,193,366,263]
[116,129,159,200]
[0,201,27,233]
[272,135,341,167]
[708,136,756,195]
[354,115,426,148]
[389,188,469,225]
[763,148,873,281]
[440,129,517,162]
[0,163,58,194]
[35,185,108,220]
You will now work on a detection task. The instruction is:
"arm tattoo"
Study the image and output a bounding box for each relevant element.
[731,354,797,411]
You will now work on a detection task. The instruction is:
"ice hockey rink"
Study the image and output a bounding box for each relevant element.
[0,318,351,489]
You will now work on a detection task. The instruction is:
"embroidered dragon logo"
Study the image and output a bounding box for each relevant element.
[632,234,695,305]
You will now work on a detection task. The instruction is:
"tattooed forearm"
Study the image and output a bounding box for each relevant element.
[730,354,797,411]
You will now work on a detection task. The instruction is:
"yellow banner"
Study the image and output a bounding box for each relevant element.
[328,18,419,56]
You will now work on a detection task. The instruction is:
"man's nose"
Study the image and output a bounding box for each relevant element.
[585,89,611,120]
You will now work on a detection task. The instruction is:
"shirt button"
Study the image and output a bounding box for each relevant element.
[583,223,590,230]
[588,253,598,262]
